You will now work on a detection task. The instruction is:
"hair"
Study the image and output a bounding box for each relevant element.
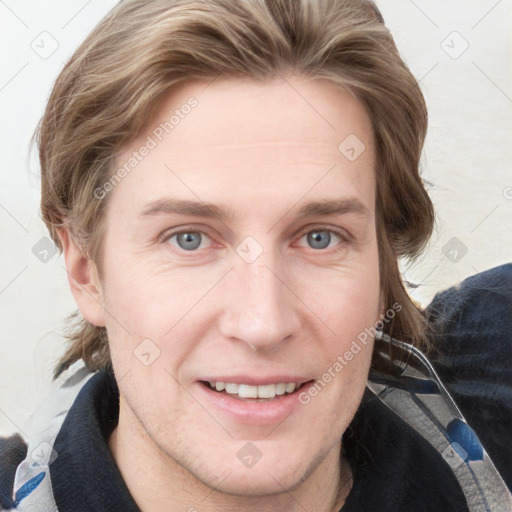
[34,0,434,379]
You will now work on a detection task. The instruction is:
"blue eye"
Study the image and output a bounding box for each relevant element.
[307,230,331,249]
[163,227,346,255]
[302,229,344,250]
[167,231,210,251]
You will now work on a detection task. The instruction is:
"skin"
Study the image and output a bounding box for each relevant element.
[62,74,382,511]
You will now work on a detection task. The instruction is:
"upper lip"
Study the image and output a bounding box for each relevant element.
[199,376,312,386]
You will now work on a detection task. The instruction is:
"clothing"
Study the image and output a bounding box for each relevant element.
[426,264,512,488]
[1,264,511,511]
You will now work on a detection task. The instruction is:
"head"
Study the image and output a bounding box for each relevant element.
[36,0,434,501]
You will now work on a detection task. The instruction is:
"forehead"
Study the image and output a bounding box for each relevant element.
[108,75,376,219]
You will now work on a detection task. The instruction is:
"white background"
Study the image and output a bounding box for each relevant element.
[0,0,511,436]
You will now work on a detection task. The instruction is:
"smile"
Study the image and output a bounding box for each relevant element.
[203,380,310,400]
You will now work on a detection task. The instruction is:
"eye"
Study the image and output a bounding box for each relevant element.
[162,226,347,254]
[164,230,212,251]
[298,228,346,251]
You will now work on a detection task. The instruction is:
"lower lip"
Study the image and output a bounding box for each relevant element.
[195,381,314,425]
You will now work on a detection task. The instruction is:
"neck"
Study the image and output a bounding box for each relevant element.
[108,396,353,512]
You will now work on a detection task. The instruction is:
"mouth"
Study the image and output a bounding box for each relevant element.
[199,380,314,402]
[196,377,316,424]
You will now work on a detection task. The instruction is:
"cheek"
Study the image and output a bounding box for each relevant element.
[99,258,219,373]
[307,260,380,341]
[100,254,187,329]
[334,280,380,337]
[306,259,380,390]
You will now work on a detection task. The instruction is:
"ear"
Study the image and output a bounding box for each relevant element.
[58,228,106,327]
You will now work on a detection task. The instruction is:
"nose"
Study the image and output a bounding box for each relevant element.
[218,252,301,352]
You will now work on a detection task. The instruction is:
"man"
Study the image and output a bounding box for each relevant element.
[1,0,511,510]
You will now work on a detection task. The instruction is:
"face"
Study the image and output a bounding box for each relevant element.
[91,75,381,497]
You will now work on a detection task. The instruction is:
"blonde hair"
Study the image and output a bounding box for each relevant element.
[34,0,434,378]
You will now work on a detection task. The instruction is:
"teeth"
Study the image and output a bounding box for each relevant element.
[208,381,302,398]
[285,383,296,393]
[275,383,286,395]
[258,384,276,399]
[225,383,238,394]
[238,384,258,398]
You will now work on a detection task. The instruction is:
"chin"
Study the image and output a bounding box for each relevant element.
[168,438,325,499]
[201,463,308,498]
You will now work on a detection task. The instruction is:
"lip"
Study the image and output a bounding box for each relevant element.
[195,379,315,425]
[199,375,310,386]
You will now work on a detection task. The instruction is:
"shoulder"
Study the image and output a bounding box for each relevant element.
[427,263,512,335]
[343,389,469,511]
[426,263,512,489]
[0,434,27,509]
[0,363,98,511]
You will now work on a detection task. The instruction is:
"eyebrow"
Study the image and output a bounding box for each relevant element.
[139,197,369,222]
